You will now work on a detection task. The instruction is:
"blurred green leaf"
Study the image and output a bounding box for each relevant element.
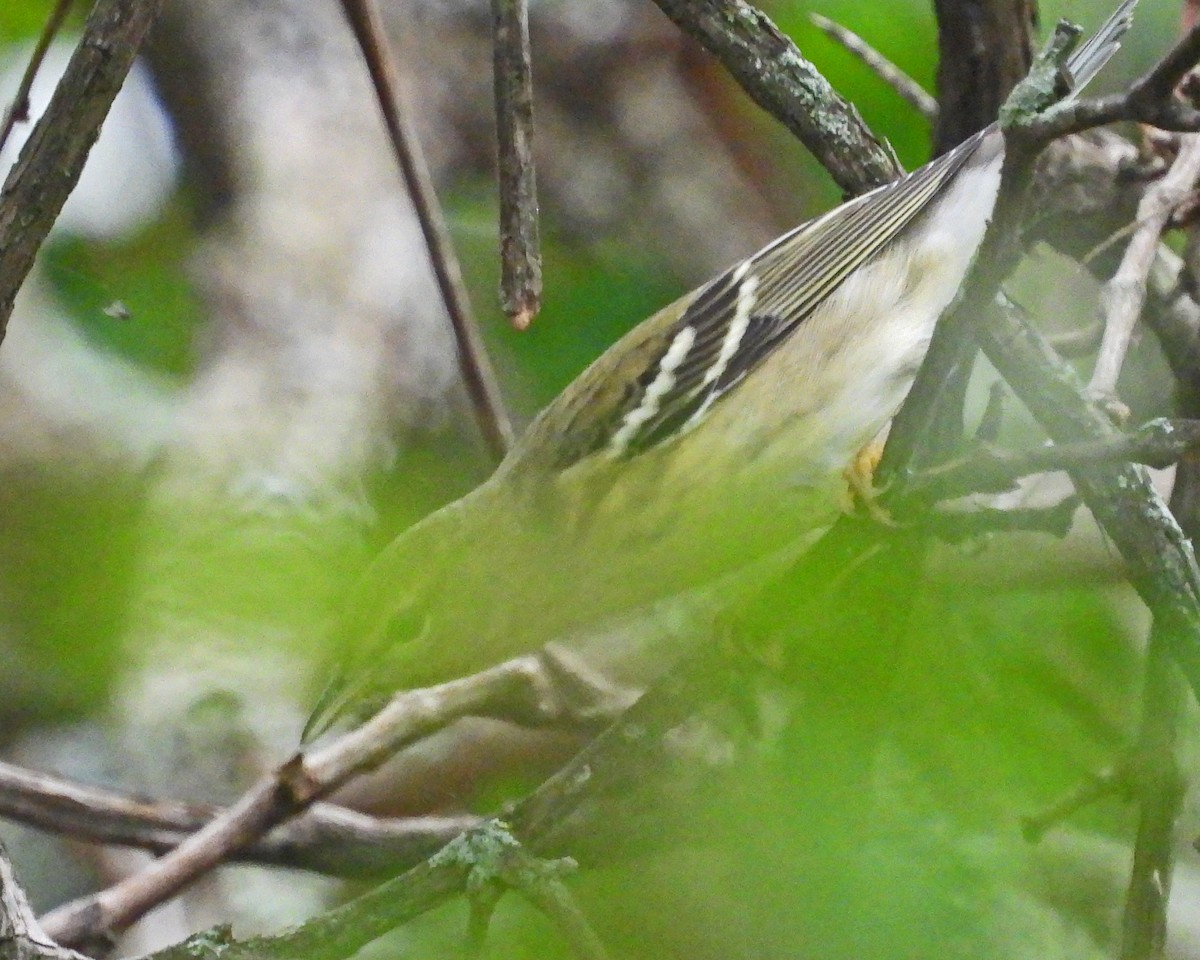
[0,0,86,46]
[43,197,201,378]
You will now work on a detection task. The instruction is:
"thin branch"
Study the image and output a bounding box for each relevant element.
[141,651,727,960]
[39,653,616,947]
[870,13,1200,705]
[448,825,608,960]
[1117,199,1200,957]
[0,839,86,960]
[510,856,610,960]
[1119,626,1186,959]
[0,0,75,155]
[38,765,307,949]
[1021,21,1200,140]
[337,0,514,463]
[1091,134,1200,394]
[0,759,477,880]
[808,13,937,123]
[1146,242,1200,379]
[897,418,1200,504]
[464,878,501,959]
[646,0,900,196]
[1022,767,1128,842]
[981,303,1200,698]
[881,19,1095,480]
[920,498,1080,542]
[1136,14,1200,107]
[0,0,167,347]
[491,0,542,330]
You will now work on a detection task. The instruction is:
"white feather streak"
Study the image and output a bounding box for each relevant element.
[609,325,697,456]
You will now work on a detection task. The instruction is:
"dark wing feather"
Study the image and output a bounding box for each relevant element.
[602,128,989,459]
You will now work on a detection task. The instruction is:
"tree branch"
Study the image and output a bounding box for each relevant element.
[646,0,900,196]
[137,651,727,960]
[1091,134,1200,395]
[39,652,621,947]
[491,0,542,330]
[337,0,515,463]
[0,0,75,154]
[1021,20,1200,140]
[808,13,937,123]
[897,418,1200,504]
[0,839,86,960]
[0,0,167,346]
[0,759,477,880]
[931,0,1034,155]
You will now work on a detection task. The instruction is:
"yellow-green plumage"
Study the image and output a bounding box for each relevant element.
[306,0,1136,740]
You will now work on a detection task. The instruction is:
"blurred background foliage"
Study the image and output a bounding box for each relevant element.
[0,0,1171,409]
[0,1,1196,959]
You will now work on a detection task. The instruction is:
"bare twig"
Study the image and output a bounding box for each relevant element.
[1118,182,1200,956]
[464,878,501,959]
[898,418,1200,504]
[449,825,607,960]
[1022,767,1128,842]
[1119,634,1186,959]
[39,654,613,947]
[0,0,166,346]
[1091,134,1200,394]
[1023,21,1200,140]
[0,839,86,960]
[982,305,1200,696]
[0,759,477,879]
[881,20,1083,481]
[510,856,609,960]
[875,14,1200,704]
[38,761,309,948]
[647,0,900,196]
[920,498,1080,542]
[808,13,937,123]
[139,650,726,960]
[337,0,514,463]
[0,0,75,155]
[1146,242,1200,378]
[492,0,542,330]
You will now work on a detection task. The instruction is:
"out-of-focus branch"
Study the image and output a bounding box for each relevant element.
[0,839,86,960]
[138,650,727,960]
[981,306,1200,693]
[808,13,937,123]
[0,760,477,880]
[897,418,1200,504]
[1091,134,1200,394]
[873,15,1200,705]
[337,0,514,463]
[1119,630,1186,958]
[882,20,1085,481]
[1116,115,1200,948]
[39,653,620,947]
[909,0,1034,452]
[0,0,166,345]
[0,0,74,154]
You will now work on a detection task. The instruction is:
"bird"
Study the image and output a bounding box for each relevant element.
[304,0,1138,742]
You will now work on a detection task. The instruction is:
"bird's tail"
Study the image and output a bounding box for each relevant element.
[1064,0,1138,99]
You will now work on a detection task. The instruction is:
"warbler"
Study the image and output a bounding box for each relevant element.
[305,1,1136,740]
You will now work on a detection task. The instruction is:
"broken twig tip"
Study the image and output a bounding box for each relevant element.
[508,302,539,331]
